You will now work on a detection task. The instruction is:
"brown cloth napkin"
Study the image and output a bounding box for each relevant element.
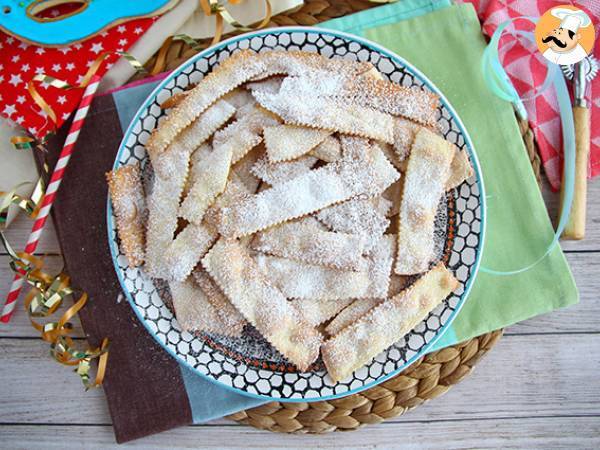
[36,93,194,443]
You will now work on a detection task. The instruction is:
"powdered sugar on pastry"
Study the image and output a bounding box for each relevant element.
[183,143,211,198]
[344,75,439,127]
[316,198,390,251]
[212,105,280,164]
[147,50,266,155]
[322,264,458,382]
[363,234,395,299]
[202,239,322,371]
[325,298,383,337]
[107,164,146,267]
[170,278,241,337]
[254,253,371,300]
[310,135,342,162]
[218,146,399,237]
[193,269,246,335]
[224,88,255,110]
[252,220,368,271]
[263,124,331,162]
[163,223,218,281]
[204,174,251,229]
[253,88,395,143]
[250,154,317,186]
[446,148,473,190]
[392,117,421,161]
[245,76,284,95]
[179,146,232,224]
[382,179,402,217]
[395,128,454,275]
[293,298,353,327]
[231,144,264,193]
[145,136,197,279]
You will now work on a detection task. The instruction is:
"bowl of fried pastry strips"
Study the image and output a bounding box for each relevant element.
[106,28,485,401]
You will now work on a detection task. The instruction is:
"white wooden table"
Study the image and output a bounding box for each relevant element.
[1,180,599,449]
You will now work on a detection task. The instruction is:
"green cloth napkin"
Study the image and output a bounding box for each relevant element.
[324,1,578,348]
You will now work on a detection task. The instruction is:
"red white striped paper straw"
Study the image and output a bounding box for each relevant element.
[1,75,101,323]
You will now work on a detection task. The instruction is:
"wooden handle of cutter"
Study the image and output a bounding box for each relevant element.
[560,106,590,240]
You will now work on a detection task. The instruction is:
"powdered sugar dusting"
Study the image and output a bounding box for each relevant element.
[250,154,317,185]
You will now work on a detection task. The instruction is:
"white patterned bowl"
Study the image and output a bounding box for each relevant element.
[107,27,486,402]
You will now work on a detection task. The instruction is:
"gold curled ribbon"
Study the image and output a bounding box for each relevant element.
[10,135,34,150]
[199,0,272,45]
[0,176,46,226]
[27,50,147,127]
[14,253,110,389]
[1,49,129,389]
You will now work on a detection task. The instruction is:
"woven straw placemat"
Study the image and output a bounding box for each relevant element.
[146,0,542,434]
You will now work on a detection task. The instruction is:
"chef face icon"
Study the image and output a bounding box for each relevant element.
[535,6,594,65]
[542,27,580,53]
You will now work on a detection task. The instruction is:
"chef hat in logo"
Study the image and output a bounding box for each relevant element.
[551,7,592,33]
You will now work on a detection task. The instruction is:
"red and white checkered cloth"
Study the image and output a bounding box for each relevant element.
[460,0,600,190]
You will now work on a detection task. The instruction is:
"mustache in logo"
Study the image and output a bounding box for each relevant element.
[542,35,567,48]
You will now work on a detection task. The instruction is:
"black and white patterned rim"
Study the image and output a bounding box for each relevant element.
[107,27,486,402]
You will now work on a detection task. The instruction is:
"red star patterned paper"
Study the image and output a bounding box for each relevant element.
[459,0,600,190]
[0,17,156,140]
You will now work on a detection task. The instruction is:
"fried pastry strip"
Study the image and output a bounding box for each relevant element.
[245,76,284,95]
[322,264,459,381]
[218,145,399,237]
[202,239,322,371]
[349,75,439,126]
[204,174,251,229]
[253,89,395,143]
[250,154,317,186]
[183,143,211,198]
[392,118,421,161]
[180,146,233,224]
[224,88,255,110]
[324,298,383,337]
[316,198,390,251]
[164,223,218,282]
[145,99,236,277]
[382,180,402,217]
[147,50,375,155]
[395,128,454,275]
[310,135,342,162]
[263,124,331,162]
[160,91,188,110]
[254,254,371,300]
[107,165,146,267]
[363,234,396,299]
[231,144,264,193]
[446,148,473,190]
[146,50,266,155]
[145,153,192,279]
[193,269,246,335]
[252,221,368,271]
[170,278,242,337]
[294,298,353,327]
[212,105,280,164]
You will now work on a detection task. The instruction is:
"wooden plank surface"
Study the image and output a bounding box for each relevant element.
[0,174,598,448]
[1,334,599,425]
[1,416,598,449]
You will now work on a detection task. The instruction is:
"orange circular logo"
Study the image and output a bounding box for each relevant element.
[534,5,595,65]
